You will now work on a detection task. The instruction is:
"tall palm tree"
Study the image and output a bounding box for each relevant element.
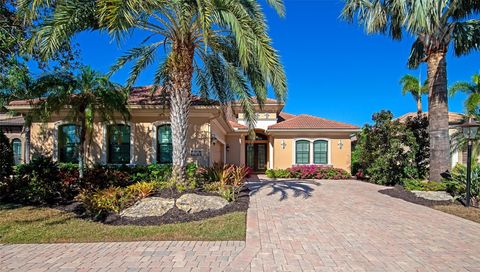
[400,74,428,113]
[33,66,130,178]
[21,0,287,183]
[342,0,480,181]
[450,72,480,116]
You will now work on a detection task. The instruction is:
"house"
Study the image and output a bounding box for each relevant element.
[6,86,360,173]
[397,111,466,167]
[0,113,25,164]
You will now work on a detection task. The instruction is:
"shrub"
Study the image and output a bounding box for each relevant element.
[445,163,480,207]
[78,181,158,217]
[402,179,447,191]
[266,169,290,179]
[8,156,70,204]
[352,110,419,185]
[80,165,132,190]
[198,164,248,202]
[287,165,350,180]
[0,130,14,180]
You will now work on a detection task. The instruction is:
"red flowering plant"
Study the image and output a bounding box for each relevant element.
[287,165,350,180]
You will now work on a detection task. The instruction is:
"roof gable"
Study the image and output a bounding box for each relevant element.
[268,114,359,130]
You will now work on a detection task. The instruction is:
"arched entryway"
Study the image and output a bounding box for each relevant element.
[245,130,269,172]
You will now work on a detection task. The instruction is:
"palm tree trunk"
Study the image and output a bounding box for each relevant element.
[427,51,450,181]
[169,42,194,185]
[78,116,87,179]
[416,97,422,114]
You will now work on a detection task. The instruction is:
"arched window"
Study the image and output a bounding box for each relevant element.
[157,124,172,164]
[12,138,22,164]
[108,124,131,164]
[295,140,310,164]
[58,124,79,163]
[313,140,328,164]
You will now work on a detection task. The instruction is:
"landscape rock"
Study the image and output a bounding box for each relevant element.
[411,191,454,201]
[176,194,228,213]
[120,197,175,218]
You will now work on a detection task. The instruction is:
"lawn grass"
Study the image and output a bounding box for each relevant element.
[433,204,480,224]
[0,205,246,243]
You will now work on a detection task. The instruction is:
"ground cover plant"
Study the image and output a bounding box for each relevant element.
[266,165,350,180]
[402,179,447,192]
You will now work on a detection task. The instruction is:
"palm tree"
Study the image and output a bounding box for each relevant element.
[342,1,480,181]
[400,74,428,114]
[450,73,480,116]
[33,66,130,178]
[21,0,287,184]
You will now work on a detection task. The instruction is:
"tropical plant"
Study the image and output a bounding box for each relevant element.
[22,0,287,185]
[450,72,480,116]
[404,114,430,179]
[32,66,130,178]
[447,163,480,207]
[342,0,480,182]
[0,130,14,179]
[400,74,428,113]
[352,110,419,185]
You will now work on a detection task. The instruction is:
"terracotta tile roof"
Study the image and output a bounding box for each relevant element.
[268,114,359,130]
[128,86,219,106]
[277,112,296,122]
[228,120,248,130]
[8,86,219,107]
[396,112,465,125]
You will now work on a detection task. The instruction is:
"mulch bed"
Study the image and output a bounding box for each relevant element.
[378,185,454,207]
[106,187,249,226]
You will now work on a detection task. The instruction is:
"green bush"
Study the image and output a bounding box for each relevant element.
[402,179,447,191]
[445,163,480,207]
[265,169,290,178]
[0,130,14,179]
[8,156,70,204]
[352,110,419,185]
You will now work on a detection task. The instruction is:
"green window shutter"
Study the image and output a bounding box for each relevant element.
[12,139,21,164]
[108,125,131,164]
[313,140,328,164]
[295,140,310,164]
[59,124,79,163]
[157,124,172,164]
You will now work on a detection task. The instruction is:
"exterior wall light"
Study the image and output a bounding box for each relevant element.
[211,134,217,145]
[338,140,344,150]
[281,140,287,149]
[226,144,230,152]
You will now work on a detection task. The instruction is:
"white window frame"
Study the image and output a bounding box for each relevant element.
[292,138,331,165]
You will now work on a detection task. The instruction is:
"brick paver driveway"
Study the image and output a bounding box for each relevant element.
[2,178,480,271]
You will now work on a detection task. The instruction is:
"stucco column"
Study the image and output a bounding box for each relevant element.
[239,135,245,165]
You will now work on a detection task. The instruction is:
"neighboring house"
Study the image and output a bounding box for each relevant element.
[397,112,466,167]
[6,86,360,172]
[0,113,25,164]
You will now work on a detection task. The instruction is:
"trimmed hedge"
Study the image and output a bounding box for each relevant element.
[266,165,351,180]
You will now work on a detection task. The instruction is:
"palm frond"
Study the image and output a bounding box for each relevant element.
[453,20,480,57]
[449,81,474,96]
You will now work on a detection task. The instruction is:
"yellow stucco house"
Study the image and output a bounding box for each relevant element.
[6,86,360,173]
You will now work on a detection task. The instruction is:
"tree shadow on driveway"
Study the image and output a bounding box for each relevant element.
[247,179,320,201]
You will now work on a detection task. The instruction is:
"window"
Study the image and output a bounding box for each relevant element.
[314,140,328,164]
[58,124,79,163]
[12,139,21,164]
[295,140,310,164]
[157,124,172,164]
[108,125,131,164]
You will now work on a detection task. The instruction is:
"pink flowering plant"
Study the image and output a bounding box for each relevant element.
[287,165,350,180]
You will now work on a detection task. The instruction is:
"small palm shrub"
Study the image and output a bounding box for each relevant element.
[287,165,350,180]
[445,163,480,207]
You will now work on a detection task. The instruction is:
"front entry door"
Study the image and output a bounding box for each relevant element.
[246,144,267,172]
